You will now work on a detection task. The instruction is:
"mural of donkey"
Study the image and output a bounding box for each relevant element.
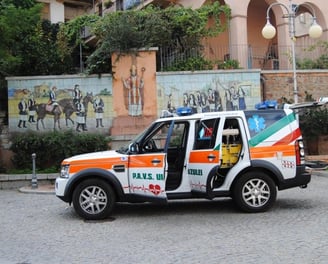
[35,92,94,130]
[58,92,94,127]
[35,103,62,131]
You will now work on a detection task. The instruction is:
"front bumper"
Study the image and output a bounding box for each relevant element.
[55,177,70,202]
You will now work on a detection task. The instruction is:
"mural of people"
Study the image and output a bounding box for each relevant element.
[122,65,145,116]
[48,86,59,113]
[28,93,36,122]
[167,94,175,113]
[73,84,82,107]
[76,99,87,132]
[93,95,105,128]
[225,88,233,110]
[200,92,209,112]
[207,88,216,112]
[183,93,189,107]
[188,93,198,114]
[207,88,222,112]
[18,97,28,128]
[195,91,201,112]
[238,86,246,110]
[230,84,239,110]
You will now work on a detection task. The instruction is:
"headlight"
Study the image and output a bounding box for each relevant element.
[60,165,70,178]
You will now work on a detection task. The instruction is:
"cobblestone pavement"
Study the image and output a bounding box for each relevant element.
[1,173,328,264]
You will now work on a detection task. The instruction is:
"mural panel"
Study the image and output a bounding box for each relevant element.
[156,70,261,117]
[6,70,261,137]
[7,75,113,133]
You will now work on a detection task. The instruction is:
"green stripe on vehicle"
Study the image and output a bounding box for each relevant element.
[214,143,220,151]
[248,112,296,147]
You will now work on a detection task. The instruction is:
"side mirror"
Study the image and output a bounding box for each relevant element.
[129,142,139,153]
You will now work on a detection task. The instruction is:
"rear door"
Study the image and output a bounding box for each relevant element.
[188,117,221,193]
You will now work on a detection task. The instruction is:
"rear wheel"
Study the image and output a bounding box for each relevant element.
[72,179,116,220]
[233,171,277,213]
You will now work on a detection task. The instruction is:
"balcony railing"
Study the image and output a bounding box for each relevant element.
[157,43,327,71]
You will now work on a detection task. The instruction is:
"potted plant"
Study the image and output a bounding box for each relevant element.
[217,59,240,69]
[299,104,328,155]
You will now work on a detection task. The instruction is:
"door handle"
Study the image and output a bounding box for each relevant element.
[207,154,216,162]
[151,159,161,165]
[207,154,216,159]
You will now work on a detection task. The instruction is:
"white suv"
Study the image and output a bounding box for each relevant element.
[56,109,310,220]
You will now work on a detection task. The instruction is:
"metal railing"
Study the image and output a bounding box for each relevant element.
[157,43,327,71]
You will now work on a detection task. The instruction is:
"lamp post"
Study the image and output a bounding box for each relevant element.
[261,0,322,104]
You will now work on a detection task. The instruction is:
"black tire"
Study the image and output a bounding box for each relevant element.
[232,171,277,213]
[72,179,116,220]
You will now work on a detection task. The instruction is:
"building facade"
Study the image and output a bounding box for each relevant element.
[38,0,327,71]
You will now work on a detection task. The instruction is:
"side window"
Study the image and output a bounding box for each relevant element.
[222,118,241,144]
[141,122,170,153]
[141,121,188,153]
[221,118,243,168]
[169,122,188,148]
[194,118,219,150]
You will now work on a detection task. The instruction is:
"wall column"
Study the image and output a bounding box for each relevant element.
[110,48,158,136]
[229,14,249,69]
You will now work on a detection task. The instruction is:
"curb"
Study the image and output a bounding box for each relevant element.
[0,173,57,190]
[19,184,55,195]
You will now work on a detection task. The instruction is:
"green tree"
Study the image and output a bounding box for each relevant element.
[85,3,230,73]
[0,0,42,75]
[0,0,78,112]
[56,14,100,73]
[0,0,41,111]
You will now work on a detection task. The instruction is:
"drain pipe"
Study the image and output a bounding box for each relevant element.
[260,74,266,102]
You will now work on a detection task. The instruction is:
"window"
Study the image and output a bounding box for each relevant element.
[140,121,188,153]
[194,118,219,150]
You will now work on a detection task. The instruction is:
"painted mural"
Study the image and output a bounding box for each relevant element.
[7,70,261,137]
[156,70,261,117]
[7,75,113,133]
[122,65,145,116]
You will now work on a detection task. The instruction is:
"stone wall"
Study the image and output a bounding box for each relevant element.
[261,70,328,102]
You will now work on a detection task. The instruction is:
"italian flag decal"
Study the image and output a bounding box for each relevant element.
[248,112,301,147]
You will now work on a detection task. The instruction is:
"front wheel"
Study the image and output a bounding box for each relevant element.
[72,179,116,220]
[232,171,277,213]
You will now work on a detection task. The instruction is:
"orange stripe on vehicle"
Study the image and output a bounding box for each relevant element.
[129,154,165,168]
[273,128,301,146]
[250,145,295,159]
[189,150,220,163]
[68,158,127,173]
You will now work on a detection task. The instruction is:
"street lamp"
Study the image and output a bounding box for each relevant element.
[261,0,322,104]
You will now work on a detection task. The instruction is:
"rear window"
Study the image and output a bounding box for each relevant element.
[245,110,287,138]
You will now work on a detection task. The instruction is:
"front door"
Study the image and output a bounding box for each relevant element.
[128,121,176,200]
[128,153,167,199]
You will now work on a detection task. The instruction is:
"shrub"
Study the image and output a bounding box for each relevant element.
[299,105,328,140]
[9,130,111,171]
[217,59,240,69]
[164,56,214,71]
